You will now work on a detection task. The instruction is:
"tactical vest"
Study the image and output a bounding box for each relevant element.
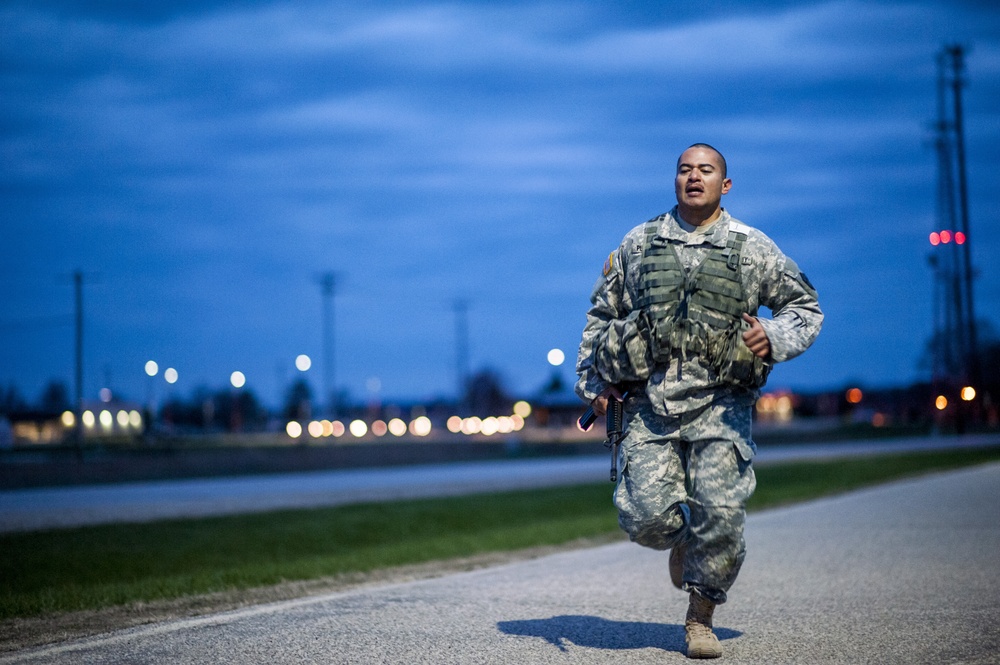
[636,218,770,388]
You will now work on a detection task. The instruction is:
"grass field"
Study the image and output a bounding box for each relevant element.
[2,446,999,621]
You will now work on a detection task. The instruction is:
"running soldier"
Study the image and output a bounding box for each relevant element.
[575,143,823,658]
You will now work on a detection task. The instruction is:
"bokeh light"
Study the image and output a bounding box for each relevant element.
[461,416,482,435]
[409,416,432,437]
[350,420,368,437]
[230,371,246,388]
[388,418,407,436]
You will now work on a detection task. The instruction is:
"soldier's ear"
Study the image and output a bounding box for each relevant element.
[721,178,732,195]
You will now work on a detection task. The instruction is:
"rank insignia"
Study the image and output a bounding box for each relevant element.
[603,252,614,276]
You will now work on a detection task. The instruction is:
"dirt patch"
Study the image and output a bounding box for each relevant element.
[1,534,622,655]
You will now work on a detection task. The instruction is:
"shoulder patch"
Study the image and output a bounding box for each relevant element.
[784,258,818,297]
[602,252,614,276]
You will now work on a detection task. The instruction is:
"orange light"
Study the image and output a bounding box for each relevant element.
[846,388,863,404]
[961,386,976,401]
[935,395,948,411]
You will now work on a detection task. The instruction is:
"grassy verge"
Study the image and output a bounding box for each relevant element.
[2,447,999,621]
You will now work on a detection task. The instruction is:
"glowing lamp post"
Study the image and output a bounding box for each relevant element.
[230,371,246,432]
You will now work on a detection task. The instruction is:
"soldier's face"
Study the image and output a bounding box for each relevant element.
[675,147,731,215]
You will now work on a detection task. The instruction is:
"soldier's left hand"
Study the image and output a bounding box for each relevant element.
[741,313,771,359]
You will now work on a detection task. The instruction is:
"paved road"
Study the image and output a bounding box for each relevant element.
[2,433,998,533]
[5,462,998,664]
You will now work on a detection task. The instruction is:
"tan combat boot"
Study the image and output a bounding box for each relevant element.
[685,593,722,659]
[669,543,686,590]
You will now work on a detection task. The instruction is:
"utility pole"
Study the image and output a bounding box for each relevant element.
[317,272,337,417]
[929,44,980,428]
[945,44,979,388]
[932,49,964,382]
[73,270,85,457]
[453,299,470,411]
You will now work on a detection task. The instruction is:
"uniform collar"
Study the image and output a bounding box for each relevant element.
[658,206,732,248]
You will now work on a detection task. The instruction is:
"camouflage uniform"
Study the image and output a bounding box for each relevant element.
[575,206,823,604]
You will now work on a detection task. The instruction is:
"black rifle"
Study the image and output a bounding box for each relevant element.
[577,393,627,482]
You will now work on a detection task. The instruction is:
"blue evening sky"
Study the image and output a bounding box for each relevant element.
[2,0,998,408]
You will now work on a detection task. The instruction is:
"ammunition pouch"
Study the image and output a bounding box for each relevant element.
[637,218,769,390]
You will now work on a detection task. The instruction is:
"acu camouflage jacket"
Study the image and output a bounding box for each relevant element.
[575,206,824,418]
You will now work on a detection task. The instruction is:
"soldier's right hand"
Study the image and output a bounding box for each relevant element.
[592,385,625,417]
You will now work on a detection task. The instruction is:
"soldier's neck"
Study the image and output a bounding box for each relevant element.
[676,208,723,234]
[677,205,723,229]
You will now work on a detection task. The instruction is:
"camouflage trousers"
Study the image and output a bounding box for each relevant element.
[613,393,756,604]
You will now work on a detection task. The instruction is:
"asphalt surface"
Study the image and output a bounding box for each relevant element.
[2,433,998,533]
[5,462,999,664]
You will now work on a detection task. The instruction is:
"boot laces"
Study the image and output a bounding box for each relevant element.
[686,619,716,641]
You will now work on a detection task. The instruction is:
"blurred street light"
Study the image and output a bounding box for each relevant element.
[231,371,246,388]
[295,354,312,372]
[387,418,407,436]
[350,419,368,437]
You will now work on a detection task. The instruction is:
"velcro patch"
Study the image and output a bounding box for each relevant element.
[603,252,614,276]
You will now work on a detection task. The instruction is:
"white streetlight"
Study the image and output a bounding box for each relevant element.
[231,371,246,388]
[295,354,312,372]
[547,348,566,366]
[145,360,159,377]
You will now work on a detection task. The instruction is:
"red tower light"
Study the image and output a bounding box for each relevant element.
[929,231,940,246]
[940,230,952,243]
[955,231,966,244]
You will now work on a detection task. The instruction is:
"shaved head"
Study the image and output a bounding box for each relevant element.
[678,143,727,178]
